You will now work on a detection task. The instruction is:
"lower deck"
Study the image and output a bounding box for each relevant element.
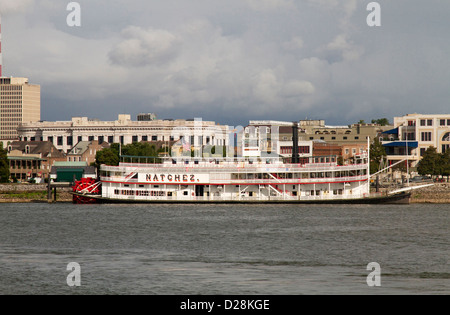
[101,181,370,202]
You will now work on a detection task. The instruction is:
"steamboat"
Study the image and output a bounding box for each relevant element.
[72,153,411,204]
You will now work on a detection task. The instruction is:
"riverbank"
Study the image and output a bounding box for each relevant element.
[410,183,450,204]
[1,183,449,204]
[0,184,73,203]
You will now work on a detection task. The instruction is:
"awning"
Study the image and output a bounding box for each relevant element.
[382,127,399,135]
[383,141,419,148]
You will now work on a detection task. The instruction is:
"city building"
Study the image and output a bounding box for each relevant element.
[0,77,41,141]
[18,115,230,154]
[296,119,390,145]
[66,140,110,165]
[242,121,303,160]
[312,142,342,159]
[137,113,157,121]
[242,120,375,162]
[382,113,450,168]
[50,161,97,183]
[7,141,66,182]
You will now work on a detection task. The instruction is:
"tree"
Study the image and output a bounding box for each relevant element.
[94,143,120,170]
[417,147,441,178]
[95,142,165,169]
[370,138,386,174]
[122,142,158,158]
[371,118,391,126]
[122,142,162,163]
[440,150,450,181]
[0,143,10,183]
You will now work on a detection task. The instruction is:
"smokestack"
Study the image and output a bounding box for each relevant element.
[292,122,299,164]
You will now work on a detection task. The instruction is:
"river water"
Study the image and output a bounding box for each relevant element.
[0,203,448,295]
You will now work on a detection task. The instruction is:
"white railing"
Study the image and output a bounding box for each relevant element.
[101,163,368,174]
[100,175,368,185]
[105,193,366,202]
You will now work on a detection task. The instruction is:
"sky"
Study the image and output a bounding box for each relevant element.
[1,0,450,127]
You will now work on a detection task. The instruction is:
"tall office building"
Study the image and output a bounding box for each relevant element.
[0,77,41,140]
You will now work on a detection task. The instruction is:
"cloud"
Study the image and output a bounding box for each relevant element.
[3,0,450,126]
[324,34,364,62]
[283,36,304,52]
[0,0,34,15]
[281,80,315,97]
[252,69,280,103]
[109,26,179,67]
[245,0,294,11]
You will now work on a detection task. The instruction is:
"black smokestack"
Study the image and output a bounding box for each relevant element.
[292,122,299,164]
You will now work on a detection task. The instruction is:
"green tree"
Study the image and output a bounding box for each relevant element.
[417,147,441,178]
[122,142,161,163]
[440,150,450,181]
[94,143,120,170]
[0,143,10,183]
[122,142,158,157]
[370,138,386,174]
[95,142,165,169]
[371,118,391,126]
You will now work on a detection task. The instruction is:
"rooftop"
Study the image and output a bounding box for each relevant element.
[7,141,65,159]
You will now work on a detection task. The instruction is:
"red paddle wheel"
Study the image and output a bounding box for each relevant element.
[72,178,101,204]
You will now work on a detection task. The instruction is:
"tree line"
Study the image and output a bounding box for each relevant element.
[417,147,450,179]
[0,143,10,183]
[94,142,163,169]
[369,140,450,179]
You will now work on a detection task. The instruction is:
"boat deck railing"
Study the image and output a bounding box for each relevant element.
[100,175,368,185]
[101,162,369,174]
[102,193,370,202]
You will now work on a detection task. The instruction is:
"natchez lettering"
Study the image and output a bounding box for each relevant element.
[145,174,196,183]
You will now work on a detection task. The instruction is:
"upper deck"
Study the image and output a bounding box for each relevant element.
[99,156,369,186]
[101,160,368,174]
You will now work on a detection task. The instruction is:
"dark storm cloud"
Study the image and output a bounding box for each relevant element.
[1,0,450,126]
